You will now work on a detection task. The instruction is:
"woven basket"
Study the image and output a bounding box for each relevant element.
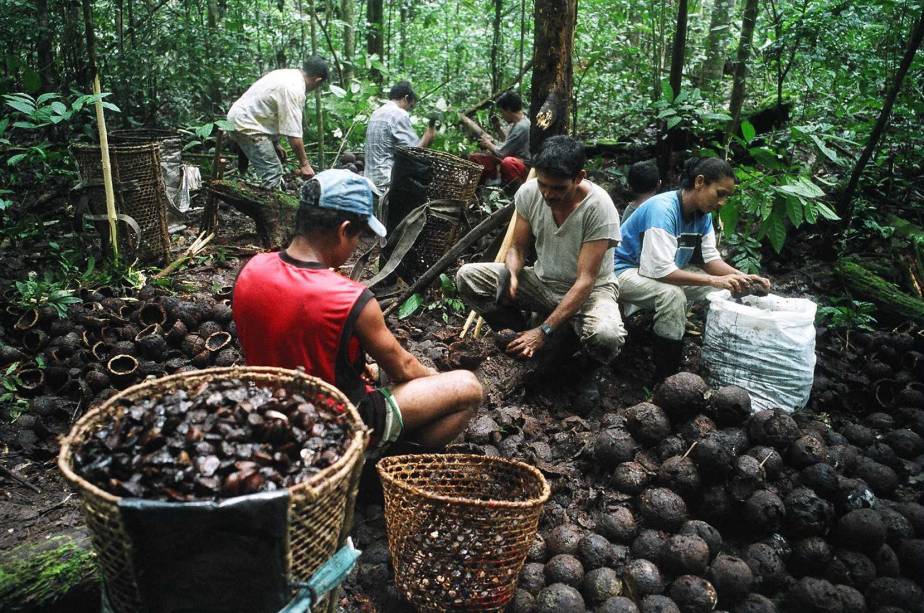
[58,366,369,613]
[110,129,184,210]
[72,143,171,263]
[389,147,481,226]
[377,454,550,612]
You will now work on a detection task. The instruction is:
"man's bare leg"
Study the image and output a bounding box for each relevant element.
[389,370,482,448]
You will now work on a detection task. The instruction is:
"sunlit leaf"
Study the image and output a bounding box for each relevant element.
[666,116,682,130]
[740,120,756,144]
[398,293,424,319]
[809,134,838,162]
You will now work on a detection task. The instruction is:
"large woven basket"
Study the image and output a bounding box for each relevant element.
[388,147,481,228]
[377,454,550,612]
[72,143,171,263]
[110,129,184,211]
[58,366,369,613]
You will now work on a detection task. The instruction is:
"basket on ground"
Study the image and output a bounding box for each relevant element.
[72,143,171,263]
[58,366,369,613]
[377,454,550,611]
[387,146,481,229]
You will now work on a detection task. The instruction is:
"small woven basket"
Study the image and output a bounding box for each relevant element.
[58,366,369,613]
[377,454,550,612]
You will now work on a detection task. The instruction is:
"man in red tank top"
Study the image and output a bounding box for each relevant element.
[234,170,482,449]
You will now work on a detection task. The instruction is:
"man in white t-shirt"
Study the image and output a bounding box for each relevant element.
[226,56,329,189]
[456,136,626,410]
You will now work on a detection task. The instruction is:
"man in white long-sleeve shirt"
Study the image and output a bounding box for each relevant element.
[227,56,328,189]
[614,157,771,380]
[364,81,435,190]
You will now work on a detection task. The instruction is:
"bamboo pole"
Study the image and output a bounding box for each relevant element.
[93,75,119,260]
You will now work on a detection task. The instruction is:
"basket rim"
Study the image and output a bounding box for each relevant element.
[395,146,482,172]
[57,366,369,505]
[376,453,550,509]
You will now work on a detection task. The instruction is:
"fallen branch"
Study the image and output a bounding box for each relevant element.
[153,231,214,280]
[0,464,40,493]
[383,202,515,317]
[835,259,924,325]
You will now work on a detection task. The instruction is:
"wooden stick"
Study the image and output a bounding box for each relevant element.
[0,464,41,493]
[153,231,214,279]
[682,441,698,459]
[465,167,536,339]
[382,202,514,317]
[758,451,773,468]
[92,74,118,261]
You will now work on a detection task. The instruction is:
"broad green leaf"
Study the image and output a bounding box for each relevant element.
[36,92,60,104]
[50,101,68,115]
[702,112,732,121]
[12,121,38,129]
[328,84,347,98]
[5,98,36,115]
[439,273,454,294]
[398,293,424,319]
[666,116,682,130]
[657,108,677,118]
[7,153,28,166]
[764,213,787,254]
[661,81,674,103]
[719,199,740,236]
[196,123,214,138]
[749,146,781,167]
[740,120,756,144]
[785,196,803,228]
[101,102,121,113]
[215,119,235,131]
[815,202,841,221]
[809,134,838,162]
[804,201,818,224]
[776,178,825,199]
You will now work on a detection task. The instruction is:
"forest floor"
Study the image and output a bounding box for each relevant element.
[1,176,922,613]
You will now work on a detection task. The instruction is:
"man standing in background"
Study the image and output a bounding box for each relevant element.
[226,56,329,189]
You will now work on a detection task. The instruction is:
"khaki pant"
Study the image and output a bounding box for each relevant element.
[229,131,283,189]
[617,267,717,341]
[456,263,626,364]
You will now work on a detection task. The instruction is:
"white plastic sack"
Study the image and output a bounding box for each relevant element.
[178,164,202,212]
[702,290,817,413]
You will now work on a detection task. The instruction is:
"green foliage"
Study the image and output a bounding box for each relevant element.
[722,233,763,274]
[0,362,29,420]
[13,271,82,319]
[397,274,466,323]
[718,122,841,254]
[653,85,733,133]
[816,299,877,332]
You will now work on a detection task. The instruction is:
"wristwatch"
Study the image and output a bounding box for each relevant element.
[540,322,554,337]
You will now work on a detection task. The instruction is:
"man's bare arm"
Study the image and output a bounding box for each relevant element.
[286,136,315,177]
[354,298,435,383]
[504,212,532,300]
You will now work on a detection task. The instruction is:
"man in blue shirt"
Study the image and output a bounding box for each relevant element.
[614,157,770,379]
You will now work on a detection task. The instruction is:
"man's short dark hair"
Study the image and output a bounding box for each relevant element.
[388,80,417,103]
[496,91,523,112]
[295,179,368,238]
[532,136,586,179]
[628,160,660,195]
[303,56,330,81]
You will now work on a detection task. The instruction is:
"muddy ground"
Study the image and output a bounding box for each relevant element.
[1,183,921,612]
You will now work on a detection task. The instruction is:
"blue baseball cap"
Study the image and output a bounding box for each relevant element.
[312,169,386,237]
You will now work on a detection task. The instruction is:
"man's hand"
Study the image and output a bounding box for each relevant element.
[746,274,772,291]
[273,143,288,163]
[711,273,753,294]
[506,327,546,359]
[298,162,316,179]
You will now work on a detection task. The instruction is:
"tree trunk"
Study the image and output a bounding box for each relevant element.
[399,0,408,70]
[491,0,503,93]
[341,0,355,84]
[658,0,689,177]
[35,0,54,90]
[80,0,97,81]
[725,0,760,144]
[701,0,734,84]
[518,0,526,94]
[529,0,577,156]
[835,260,924,326]
[668,0,688,97]
[837,5,924,224]
[205,0,221,114]
[366,0,383,82]
[310,0,325,168]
